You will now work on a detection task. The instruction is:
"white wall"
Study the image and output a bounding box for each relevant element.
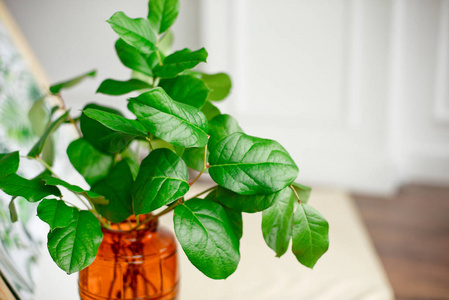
[4,0,449,194]
[200,0,449,194]
[389,0,449,187]
[4,0,200,114]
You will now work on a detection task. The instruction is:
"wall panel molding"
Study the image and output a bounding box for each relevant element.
[434,0,449,123]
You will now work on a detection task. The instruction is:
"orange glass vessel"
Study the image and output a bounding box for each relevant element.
[79,218,178,300]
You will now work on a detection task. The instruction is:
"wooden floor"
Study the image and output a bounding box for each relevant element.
[353,185,449,300]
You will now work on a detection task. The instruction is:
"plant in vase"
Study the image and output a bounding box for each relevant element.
[0,0,329,299]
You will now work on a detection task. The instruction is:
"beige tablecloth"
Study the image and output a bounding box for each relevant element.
[35,184,394,300]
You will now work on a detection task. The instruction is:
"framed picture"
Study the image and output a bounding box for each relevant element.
[0,1,55,299]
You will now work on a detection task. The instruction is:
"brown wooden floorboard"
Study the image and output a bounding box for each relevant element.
[353,184,449,300]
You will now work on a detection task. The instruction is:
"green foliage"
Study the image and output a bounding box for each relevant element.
[28,98,47,136]
[0,173,61,202]
[181,147,205,171]
[201,101,221,121]
[262,187,296,257]
[201,73,232,101]
[292,182,312,204]
[107,12,156,54]
[0,151,19,178]
[209,132,298,195]
[208,114,242,149]
[205,191,243,240]
[42,176,108,205]
[49,70,96,94]
[148,0,179,34]
[157,30,174,55]
[8,198,18,223]
[154,48,208,78]
[97,79,152,96]
[80,104,135,154]
[174,198,240,279]
[0,0,329,279]
[292,203,329,268]
[159,75,210,108]
[27,111,69,158]
[83,108,148,138]
[67,138,113,185]
[37,199,75,231]
[128,88,209,147]
[91,160,134,223]
[133,148,189,214]
[115,39,156,76]
[212,186,277,213]
[47,210,103,274]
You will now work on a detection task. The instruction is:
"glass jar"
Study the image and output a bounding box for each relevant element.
[79,218,178,300]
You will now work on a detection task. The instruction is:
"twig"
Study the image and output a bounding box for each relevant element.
[290,184,301,204]
[187,185,218,200]
[189,144,208,186]
[131,199,180,231]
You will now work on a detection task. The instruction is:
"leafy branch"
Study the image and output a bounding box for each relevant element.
[0,0,329,279]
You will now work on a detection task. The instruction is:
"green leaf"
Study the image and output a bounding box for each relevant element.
[201,73,232,101]
[208,114,242,149]
[205,191,243,240]
[292,203,329,268]
[292,182,312,204]
[121,148,140,180]
[28,111,69,158]
[37,199,75,231]
[107,11,156,54]
[8,197,18,223]
[262,187,295,257]
[0,173,61,202]
[201,101,221,121]
[148,0,179,34]
[154,48,208,78]
[224,206,243,241]
[158,30,174,55]
[151,138,184,155]
[133,148,189,214]
[49,70,96,94]
[128,87,209,148]
[47,210,103,274]
[0,151,19,178]
[209,132,299,195]
[42,136,55,166]
[159,75,210,108]
[42,176,108,205]
[96,79,151,96]
[213,186,278,213]
[115,39,156,76]
[67,138,113,186]
[181,147,206,172]
[91,160,134,223]
[80,104,135,154]
[174,198,240,279]
[83,108,148,137]
[28,98,47,136]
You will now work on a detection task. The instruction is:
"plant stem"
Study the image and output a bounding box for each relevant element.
[59,198,80,208]
[53,93,82,137]
[131,200,181,231]
[155,50,163,66]
[145,137,154,151]
[187,185,218,200]
[23,155,110,228]
[189,144,208,186]
[290,184,301,204]
[33,156,56,175]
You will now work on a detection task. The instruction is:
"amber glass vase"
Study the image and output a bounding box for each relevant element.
[79,218,179,300]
